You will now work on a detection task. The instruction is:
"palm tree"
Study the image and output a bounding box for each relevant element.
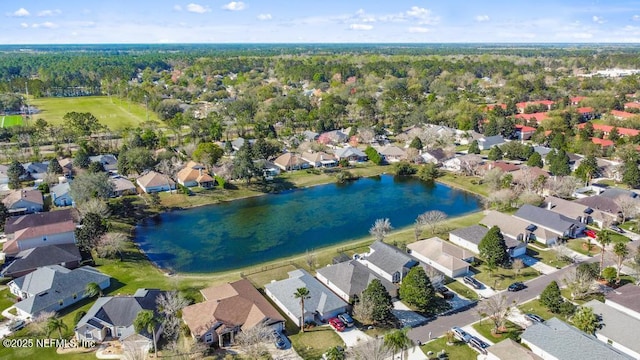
[384,327,412,360]
[613,242,630,283]
[133,310,159,358]
[46,317,68,339]
[597,230,612,276]
[85,282,102,298]
[293,287,311,333]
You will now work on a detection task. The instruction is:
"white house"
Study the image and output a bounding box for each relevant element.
[407,237,472,278]
[2,220,76,256]
[358,241,418,283]
[136,171,176,193]
[449,225,526,258]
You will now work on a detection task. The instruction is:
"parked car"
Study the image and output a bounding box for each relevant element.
[610,225,625,234]
[8,319,25,332]
[469,336,489,354]
[329,318,345,332]
[524,313,544,323]
[508,282,526,292]
[451,326,471,343]
[584,229,597,238]
[463,276,482,289]
[436,286,454,299]
[338,313,354,327]
[275,334,286,349]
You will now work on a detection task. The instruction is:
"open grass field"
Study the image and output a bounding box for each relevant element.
[30,96,162,130]
[0,115,23,128]
[421,337,477,360]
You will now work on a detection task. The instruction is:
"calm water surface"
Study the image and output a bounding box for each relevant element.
[134,175,482,273]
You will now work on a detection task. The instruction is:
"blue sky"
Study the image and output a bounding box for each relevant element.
[2,1,640,44]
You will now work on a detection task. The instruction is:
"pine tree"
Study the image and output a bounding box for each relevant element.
[48,158,63,174]
[478,226,510,268]
[526,152,543,168]
[488,146,503,161]
[7,160,25,189]
[574,155,598,184]
[468,140,480,154]
[361,279,393,325]
[623,160,640,188]
[409,136,423,150]
[549,149,570,176]
[399,266,435,313]
[540,280,564,313]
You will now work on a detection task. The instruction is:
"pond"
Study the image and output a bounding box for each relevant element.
[134,175,482,273]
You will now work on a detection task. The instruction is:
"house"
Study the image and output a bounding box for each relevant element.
[109,176,137,197]
[334,147,367,163]
[420,149,448,164]
[449,225,526,258]
[624,102,640,110]
[4,209,77,234]
[51,182,73,207]
[318,130,348,145]
[511,167,550,186]
[58,158,74,177]
[543,196,599,226]
[3,220,77,256]
[2,189,44,215]
[585,300,640,359]
[577,123,640,137]
[571,96,586,105]
[515,124,536,140]
[611,110,636,120]
[516,100,554,112]
[442,154,483,173]
[231,137,255,151]
[481,161,520,174]
[182,279,285,347]
[592,137,615,149]
[273,153,309,171]
[264,269,349,327]
[485,338,542,360]
[477,135,505,150]
[136,171,176,193]
[316,260,398,302]
[256,160,280,181]
[577,107,596,120]
[605,283,640,320]
[22,162,49,180]
[481,210,556,246]
[359,241,418,283]
[515,112,549,125]
[302,130,319,142]
[575,195,622,224]
[520,318,633,360]
[377,145,406,163]
[75,289,165,352]
[176,161,215,188]
[301,151,337,168]
[1,244,82,278]
[88,154,118,174]
[513,204,585,242]
[8,265,109,318]
[0,164,8,186]
[407,237,472,278]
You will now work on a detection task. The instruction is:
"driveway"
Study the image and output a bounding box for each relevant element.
[520,254,558,275]
[457,278,497,299]
[335,326,372,347]
[392,300,430,328]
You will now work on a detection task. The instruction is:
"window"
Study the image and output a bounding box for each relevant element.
[205,333,213,343]
[116,327,123,337]
[58,300,63,306]
[85,332,93,340]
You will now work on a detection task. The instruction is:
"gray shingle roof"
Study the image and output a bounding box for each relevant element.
[50,182,71,198]
[265,269,347,319]
[1,244,81,277]
[600,188,639,200]
[514,204,582,234]
[585,300,640,356]
[521,317,634,360]
[366,241,418,276]
[605,283,640,314]
[449,225,489,245]
[316,260,397,298]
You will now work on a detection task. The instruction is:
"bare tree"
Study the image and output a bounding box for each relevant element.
[122,341,149,360]
[405,148,419,163]
[627,244,640,284]
[370,218,393,242]
[512,258,525,281]
[483,168,505,191]
[459,156,482,176]
[425,267,444,289]
[348,337,392,360]
[30,311,56,335]
[416,210,448,235]
[518,191,543,206]
[156,158,179,194]
[485,189,516,210]
[562,268,599,300]
[358,127,375,144]
[156,290,191,349]
[305,249,316,270]
[478,295,511,334]
[77,198,111,218]
[413,220,423,242]
[353,296,375,325]
[235,322,276,359]
[545,176,579,198]
[553,243,576,264]
[616,195,639,223]
[96,232,128,260]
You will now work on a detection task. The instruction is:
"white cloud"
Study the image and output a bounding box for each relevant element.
[20,23,28,28]
[257,13,272,21]
[11,8,30,17]
[186,3,210,14]
[633,15,640,21]
[32,22,58,29]
[475,15,490,22]
[408,27,429,33]
[349,23,373,31]
[592,15,605,24]
[173,5,182,11]
[222,2,246,11]
[405,6,439,25]
[37,9,61,17]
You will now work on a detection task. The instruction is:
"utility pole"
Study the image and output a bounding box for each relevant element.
[24,81,30,126]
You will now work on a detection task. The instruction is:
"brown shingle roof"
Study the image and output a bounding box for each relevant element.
[2,189,44,208]
[5,209,77,234]
[136,171,175,188]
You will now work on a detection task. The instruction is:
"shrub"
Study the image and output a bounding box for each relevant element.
[74,311,87,325]
[602,267,617,283]
[559,302,576,316]
[394,162,416,176]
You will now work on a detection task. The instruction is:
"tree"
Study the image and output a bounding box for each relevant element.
[549,149,571,176]
[85,282,103,298]
[384,327,412,360]
[370,218,393,242]
[73,148,90,169]
[235,321,276,359]
[0,203,7,232]
[305,249,316,270]
[192,142,224,169]
[512,258,525,281]
[75,212,108,251]
[97,232,128,260]
[293,287,311,332]
[602,267,617,283]
[418,163,440,183]
[615,195,639,223]
[399,266,436,313]
[69,171,114,205]
[118,147,156,176]
[348,337,391,360]
[394,162,416,175]
[133,310,159,358]
[156,291,191,349]
[478,226,510,268]
[232,142,258,184]
[526,152,543,168]
[488,146,503,161]
[48,158,63,174]
[622,160,640,188]
[324,346,346,360]
[572,306,600,335]
[597,230,612,275]
[416,210,447,235]
[540,281,564,313]
[468,140,480,154]
[7,159,25,189]
[365,146,383,165]
[409,136,423,149]
[425,267,444,289]
[78,198,111,218]
[45,317,68,339]
[562,266,598,300]
[360,279,393,325]
[613,242,629,283]
[479,294,510,334]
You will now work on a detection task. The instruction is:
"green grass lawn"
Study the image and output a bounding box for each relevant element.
[437,173,489,197]
[560,288,605,305]
[472,320,523,343]
[289,326,345,360]
[30,96,163,130]
[421,337,477,360]
[526,247,571,268]
[0,115,23,128]
[518,299,566,322]
[445,280,479,301]
[567,239,600,256]
[472,262,540,291]
[0,288,17,312]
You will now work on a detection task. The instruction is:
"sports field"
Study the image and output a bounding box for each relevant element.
[0,115,24,128]
[30,96,163,130]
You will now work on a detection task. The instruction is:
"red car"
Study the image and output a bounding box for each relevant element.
[329,318,345,332]
[585,229,597,239]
